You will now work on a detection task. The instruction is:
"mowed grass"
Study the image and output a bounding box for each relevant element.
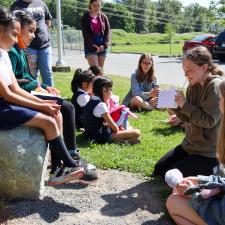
[111,29,205,56]
[111,43,183,56]
[54,72,184,177]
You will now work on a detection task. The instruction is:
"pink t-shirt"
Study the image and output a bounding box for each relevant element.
[90,16,101,34]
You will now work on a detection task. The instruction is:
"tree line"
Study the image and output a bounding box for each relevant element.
[0,0,224,34]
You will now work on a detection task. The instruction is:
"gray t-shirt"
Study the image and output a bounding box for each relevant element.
[11,0,52,50]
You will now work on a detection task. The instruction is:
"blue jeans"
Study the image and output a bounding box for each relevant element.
[27,46,53,87]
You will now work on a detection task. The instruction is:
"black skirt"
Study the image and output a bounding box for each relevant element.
[0,98,38,130]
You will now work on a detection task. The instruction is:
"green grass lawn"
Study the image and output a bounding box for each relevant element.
[111,43,183,56]
[110,29,204,56]
[54,71,184,177]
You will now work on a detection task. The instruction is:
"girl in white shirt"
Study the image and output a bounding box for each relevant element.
[82,76,141,144]
[0,7,84,186]
[71,68,95,129]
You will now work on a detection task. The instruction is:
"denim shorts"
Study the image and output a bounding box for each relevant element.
[84,34,108,58]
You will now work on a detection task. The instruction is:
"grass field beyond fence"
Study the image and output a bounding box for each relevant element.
[55,72,184,177]
[52,29,205,56]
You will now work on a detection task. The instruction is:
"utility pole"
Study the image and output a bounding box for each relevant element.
[53,0,70,72]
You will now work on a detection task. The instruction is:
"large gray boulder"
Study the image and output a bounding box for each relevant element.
[0,126,49,200]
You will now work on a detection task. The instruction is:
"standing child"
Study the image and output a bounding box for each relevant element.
[0,7,84,186]
[71,68,95,129]
[83,76,141,144]
[122,53,159,111]
[166,79,225,225]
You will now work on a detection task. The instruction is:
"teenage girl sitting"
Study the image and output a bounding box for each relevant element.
[82,76,141,144]
[122,53,159,111]
[9,10,98,184]
[71,69,95,129]
[0,7,84,186]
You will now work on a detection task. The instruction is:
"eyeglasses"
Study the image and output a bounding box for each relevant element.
[141,61,152,66]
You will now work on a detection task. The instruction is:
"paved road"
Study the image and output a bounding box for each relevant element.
[53,48,225,87]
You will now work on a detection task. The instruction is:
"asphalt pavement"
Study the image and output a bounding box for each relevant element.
[52,48,225,87]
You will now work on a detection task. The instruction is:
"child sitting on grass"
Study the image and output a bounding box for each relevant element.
[82,76,141,144]
[71,69,95,129]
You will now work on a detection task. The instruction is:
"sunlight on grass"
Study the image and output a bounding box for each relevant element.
[54,71,184,177]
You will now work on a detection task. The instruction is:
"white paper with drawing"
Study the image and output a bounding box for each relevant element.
[156,87,177,108]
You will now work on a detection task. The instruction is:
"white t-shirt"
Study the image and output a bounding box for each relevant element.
[77,88,90,107]
[0,49,13,86]
[92,96,109,117]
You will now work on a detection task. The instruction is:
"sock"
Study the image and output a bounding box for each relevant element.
[49,136,77,168]
[50,150,61,174]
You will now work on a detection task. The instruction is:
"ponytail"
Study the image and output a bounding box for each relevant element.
[71,68,82,93]
[210,64,224,76]
[71,68,94,93]
[0,7,19,27]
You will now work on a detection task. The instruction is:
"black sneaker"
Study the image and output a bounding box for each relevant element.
[48,166,85,186]
[79,169,98,184]
[76,158,98,184]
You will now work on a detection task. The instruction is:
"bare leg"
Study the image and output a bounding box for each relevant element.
[24,112,60,140]
[130,96,144,109]
[54,112,63,134]
[98,55,106,68]
[86,55,99,67]
[111,128,141,141]
[130,96,152,111]
[166,194,207,225]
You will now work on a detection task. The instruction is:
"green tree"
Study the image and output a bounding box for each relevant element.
[133,0,149,33]
[103,2,135,33]
[0,0,11,7]
[154,0,183,33]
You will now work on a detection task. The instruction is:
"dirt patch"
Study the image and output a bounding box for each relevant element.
[2,170,174,225]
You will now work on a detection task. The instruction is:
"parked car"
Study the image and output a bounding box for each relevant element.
[213,31,225,61]
[182,34,216,54]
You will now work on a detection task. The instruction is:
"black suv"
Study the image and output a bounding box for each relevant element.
[213,31,225,61]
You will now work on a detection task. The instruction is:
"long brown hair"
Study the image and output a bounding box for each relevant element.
[184,46,224,76]
[136,53,155,83]
[217,80,225,165]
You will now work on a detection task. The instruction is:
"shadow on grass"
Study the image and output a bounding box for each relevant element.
[100,179,171,220]
[151,126,183,136]
[76,133,93,147]
[2,196,79,224]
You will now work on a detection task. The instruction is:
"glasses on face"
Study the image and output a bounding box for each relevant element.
[141,61,152,66]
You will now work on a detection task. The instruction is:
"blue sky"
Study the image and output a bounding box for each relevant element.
[104,0,211,8]
[180,0,210,8]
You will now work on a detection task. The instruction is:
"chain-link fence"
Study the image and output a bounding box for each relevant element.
[50,29,184,56]
[50,29,84,53]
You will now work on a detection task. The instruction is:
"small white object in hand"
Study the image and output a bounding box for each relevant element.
[165,169,183,188]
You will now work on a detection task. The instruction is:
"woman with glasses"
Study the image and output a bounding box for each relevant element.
[122,53,159,111]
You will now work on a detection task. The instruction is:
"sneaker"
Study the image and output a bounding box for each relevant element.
[77,159,98,184]
[79,169,98,184]
[47,166,85,186]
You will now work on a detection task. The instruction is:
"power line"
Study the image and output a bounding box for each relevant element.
[61,3,214,31]
[64,1,217,28]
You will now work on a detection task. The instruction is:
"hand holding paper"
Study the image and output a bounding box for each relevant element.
[175,90,186,108]
[156,87,177,109]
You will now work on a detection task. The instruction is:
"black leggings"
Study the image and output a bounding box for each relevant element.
[61,100,76,150]
[153,145,218,177]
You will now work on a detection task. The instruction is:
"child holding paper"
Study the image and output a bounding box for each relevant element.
[153,46,224,177]
[166,79,225,225]
[83,76,141,144]
[122,53,159,111]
